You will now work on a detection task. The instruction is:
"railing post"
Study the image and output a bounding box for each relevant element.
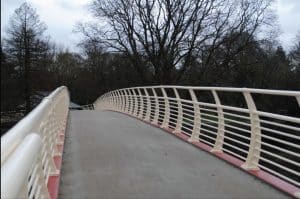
[144,88,151,122]
[106,93,109,108]
[151,88,159,125]
[124,89,130,113]
[112,91,117,110]
[137,89,144,119]
[116,90,122,111]
[188,89,201,142]
[211,90,225,153]
[296,95,300,107]
[132,89,139,117]
[241,91,261,170]
[112,91,116,109]
[161,88,170,129]
[120,90,126,112]
[173,88,183,134]
[108,92,112,108]
[106,92,109,108]
[110,92,114,109]
[116,91,120,109]
[128,90,134,115]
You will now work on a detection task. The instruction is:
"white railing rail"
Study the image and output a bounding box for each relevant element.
[1,134,43,198]
[1,86,69,199]
[94,86,300,195]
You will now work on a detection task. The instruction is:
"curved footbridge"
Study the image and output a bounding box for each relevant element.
[60,110,289,198]
[1,86,299,199]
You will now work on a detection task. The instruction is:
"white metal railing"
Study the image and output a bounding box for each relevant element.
[94,85,300,195]
[1,86,69,199]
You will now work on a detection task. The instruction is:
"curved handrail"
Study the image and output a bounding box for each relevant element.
[94,86,300,196]
[1,133,43,198]
[1,86,69,199]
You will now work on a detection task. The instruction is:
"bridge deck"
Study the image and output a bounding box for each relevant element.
[59,110,288,199]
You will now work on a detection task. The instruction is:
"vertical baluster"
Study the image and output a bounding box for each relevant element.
[296,95,300,107]
[136,89,143,119]
[144,88,151,122]
[110,92,113,108]
[124,89,130,113]
[241,90,261,170]
[129,89,135,115]
[108,92,112,109]
[116,90,122,111]
[161,88,170,129]
[111,91,116,109]
[188,89,201,142]
[120,90,126,112]
[112,91,117,110]
[211,90,225,152]
[173,88,183,134]
[128,89,133,114]
[151,88,159,125]
[132,89,139,117]
[106,92,109,108]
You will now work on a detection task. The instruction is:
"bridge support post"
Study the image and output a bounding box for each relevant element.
[241,91,261,170]
[161,88,170,129]
[188,89,201,142]
[151,88,159,125]
[211,90,225,153]
[173,88,183,134]
[144,88,151,122]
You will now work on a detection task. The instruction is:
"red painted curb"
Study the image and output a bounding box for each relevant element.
[47,120,67,199]
[108,110,299,198]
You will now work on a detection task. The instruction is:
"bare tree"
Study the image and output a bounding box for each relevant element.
[5,2,47,112]
[78,0,274,84]
[289,31,300,66]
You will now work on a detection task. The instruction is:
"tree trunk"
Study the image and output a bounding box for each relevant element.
[24,38,31,113]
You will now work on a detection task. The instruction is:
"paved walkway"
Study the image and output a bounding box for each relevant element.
[59,110,289,199]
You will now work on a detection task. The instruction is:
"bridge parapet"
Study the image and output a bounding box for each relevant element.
[1,86,69,199]
[94,86,300,197]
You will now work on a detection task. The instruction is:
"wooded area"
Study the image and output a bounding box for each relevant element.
[1,1,299,114]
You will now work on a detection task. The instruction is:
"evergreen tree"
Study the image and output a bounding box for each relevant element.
[5,2,47,113]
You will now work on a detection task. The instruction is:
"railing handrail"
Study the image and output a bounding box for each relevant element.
[1,86,67,164]
[1,133,42,198]
[94,85,300,197]
[1,86,70,199]
[112,85,300,96]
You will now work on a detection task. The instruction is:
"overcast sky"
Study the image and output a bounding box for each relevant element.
[1,0,300,52]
